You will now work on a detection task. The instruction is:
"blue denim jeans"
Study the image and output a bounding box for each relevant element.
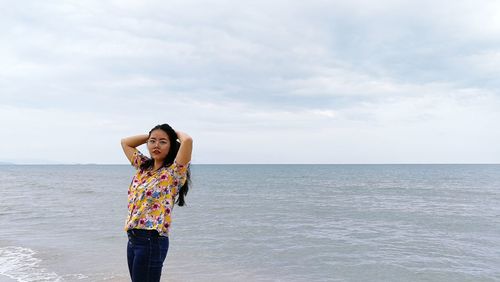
[127,229,169,282]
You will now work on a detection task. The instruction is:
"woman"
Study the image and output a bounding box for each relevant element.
[121,124,193,282]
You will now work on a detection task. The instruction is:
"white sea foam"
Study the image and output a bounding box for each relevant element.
[0,246,63,282]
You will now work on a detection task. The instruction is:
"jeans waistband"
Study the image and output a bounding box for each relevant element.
[127,229,163,238]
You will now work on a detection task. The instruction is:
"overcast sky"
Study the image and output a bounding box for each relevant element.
[1,0,499,164]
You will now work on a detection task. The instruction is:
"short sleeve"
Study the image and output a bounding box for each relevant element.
[131,148,149,169]
[171,161,189,188]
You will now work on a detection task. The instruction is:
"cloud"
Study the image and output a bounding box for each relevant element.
[1,0,499,163]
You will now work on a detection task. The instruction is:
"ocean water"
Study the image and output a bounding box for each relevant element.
[0,164,499,282]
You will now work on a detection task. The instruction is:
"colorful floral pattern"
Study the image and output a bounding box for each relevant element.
[124,148,188,236]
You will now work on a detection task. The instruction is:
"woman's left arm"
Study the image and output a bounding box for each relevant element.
[175,130,193,166]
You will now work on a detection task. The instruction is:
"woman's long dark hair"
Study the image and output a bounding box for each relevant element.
[140,124,190,206]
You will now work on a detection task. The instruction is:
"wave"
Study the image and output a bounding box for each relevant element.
[0,246,87,282]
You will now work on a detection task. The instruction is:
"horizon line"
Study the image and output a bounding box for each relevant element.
[1,163,499,165]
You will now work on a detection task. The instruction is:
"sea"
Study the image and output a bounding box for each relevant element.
[0,164,499,282]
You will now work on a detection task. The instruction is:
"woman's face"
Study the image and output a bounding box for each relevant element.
[147,129,171,163]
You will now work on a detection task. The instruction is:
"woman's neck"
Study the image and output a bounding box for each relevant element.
[153,161,163,171]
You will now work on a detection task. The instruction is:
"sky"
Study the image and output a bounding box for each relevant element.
[1,0,500,164]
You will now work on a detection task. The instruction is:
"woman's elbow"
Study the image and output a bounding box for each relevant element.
[121,138,129,148]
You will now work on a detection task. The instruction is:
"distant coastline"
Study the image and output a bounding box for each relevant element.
[1,162,499,166]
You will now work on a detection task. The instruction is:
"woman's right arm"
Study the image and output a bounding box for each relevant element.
[121,134,149,164]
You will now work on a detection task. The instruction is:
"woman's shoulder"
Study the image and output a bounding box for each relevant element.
[162,161,188,175]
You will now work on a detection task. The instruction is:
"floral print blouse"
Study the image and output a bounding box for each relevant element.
[124,148,189,236]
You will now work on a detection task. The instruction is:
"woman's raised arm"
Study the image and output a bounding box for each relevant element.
[175,131,193,166]
[121,134,149,164]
